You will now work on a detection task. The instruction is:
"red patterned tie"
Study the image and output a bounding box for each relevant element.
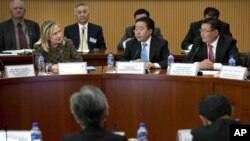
[208,44,214,62]
[17,23,28,49]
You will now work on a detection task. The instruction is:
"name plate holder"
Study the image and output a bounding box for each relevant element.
[0,130,31,141]
[168,63,198,76]
[116,61,145,74]
[5,64,35,78]
[219,66,247,80]
[58,62,87,75]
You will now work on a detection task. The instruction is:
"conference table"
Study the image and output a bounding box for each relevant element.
[0,67,250,141]
[0,50,186,70]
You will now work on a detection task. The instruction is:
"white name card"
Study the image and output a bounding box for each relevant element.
[219,66,247,80]
[0,130,31,141]
[58,62,87,75]
[169,63,198,76]
[177,129,193,141]
[5,64,35,78]
[116,61,145,74]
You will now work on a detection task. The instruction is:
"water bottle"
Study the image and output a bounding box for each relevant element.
[137,122,148,141]
[31,122,42,141]
[167,53,174,73]
[38,53,45,75]
[107,51,114,72]
[228,55,236,66]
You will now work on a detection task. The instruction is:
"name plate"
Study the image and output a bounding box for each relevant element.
[5,64,35,78]
[177,129,193,141]
[219,66,247,80]
[58,62,87,75]
[116,61,145,74]
[0,130,31,141]
[169,63,198,76]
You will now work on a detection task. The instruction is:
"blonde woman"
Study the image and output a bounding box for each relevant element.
[34,21,82,73]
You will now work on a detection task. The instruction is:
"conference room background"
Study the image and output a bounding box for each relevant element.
[1,0,249,54]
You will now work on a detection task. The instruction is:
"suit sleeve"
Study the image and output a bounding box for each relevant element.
[120,41,133,61]
[181,23,196,50]
[158,40,169,68]
[97,27,106,50]
[227,40,242,66]
[117,27,130,51]
[154,27,163,38]
[221,23,232,37]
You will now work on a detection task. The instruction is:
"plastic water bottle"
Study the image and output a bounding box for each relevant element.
[228,55,236,66]
[38,53,45,75]
[31,122,42,141]
[107,51,114,72]
[137,122,148,141]
[167,53,174,73]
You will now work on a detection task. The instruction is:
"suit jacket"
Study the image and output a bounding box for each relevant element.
[64,23,106,50]
[183,35,242,66]
[0,19,40,52]
[117,26,162,50]
[191,118,240,141]
[62,125,125,141]
[120,36,169,68]
[181,19,232,50]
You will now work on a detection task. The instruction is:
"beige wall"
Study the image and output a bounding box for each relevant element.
[1,0,249,54]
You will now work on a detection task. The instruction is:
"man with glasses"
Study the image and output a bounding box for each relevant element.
[120,17,169,70]
[183,17,241,70]
[181,7,232,50]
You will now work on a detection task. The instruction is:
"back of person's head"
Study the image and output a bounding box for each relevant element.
[134,8,150,18]
[202,17,221,33]
[70,85,108,127]
[203,7,220,18]
[199,93,232,122]
[135,17,155,33]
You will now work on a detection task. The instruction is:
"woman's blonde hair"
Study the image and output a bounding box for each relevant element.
[34,20,65,52]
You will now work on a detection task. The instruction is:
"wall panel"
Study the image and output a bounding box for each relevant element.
[1,0,249,54]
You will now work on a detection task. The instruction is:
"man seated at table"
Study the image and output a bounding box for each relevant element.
[120,17,169,70]
[191,93,240,141]
[117,8,162,51]
[183,17,241,70]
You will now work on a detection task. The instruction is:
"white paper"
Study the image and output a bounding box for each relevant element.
[0,130,31,141]
[116,61,145,74]
[177,129,193,141]
[58,62,87,75]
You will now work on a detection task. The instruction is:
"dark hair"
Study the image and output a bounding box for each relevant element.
[199,93,232,122]
[135,17,155,33]
[202,17,221,33]
[134,8,150,18]
[204,7,220,18]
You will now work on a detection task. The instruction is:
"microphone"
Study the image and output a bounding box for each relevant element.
[132,48,140,61]
[190,46,200,62]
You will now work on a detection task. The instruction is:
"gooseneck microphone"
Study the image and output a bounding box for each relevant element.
[132,48,140,61]
[190,46,200,62]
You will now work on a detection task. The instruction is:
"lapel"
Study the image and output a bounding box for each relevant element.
[215,36,223,62]
[149,36,156,61]
[87,23,92,43]
[73,23,80,45]
[135,40,141,60]
[199,43,208,59]
[8,20,17,49]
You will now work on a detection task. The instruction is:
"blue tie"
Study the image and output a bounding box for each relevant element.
[141,43,148,62]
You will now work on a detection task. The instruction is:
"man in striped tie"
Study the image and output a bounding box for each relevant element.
[184,17,242,70]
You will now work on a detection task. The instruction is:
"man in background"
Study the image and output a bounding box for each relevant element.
[64,3,106,52]
[0,0,40,52]
[117,8,162,51]
[181,7,232,50]
[191,93,240,141]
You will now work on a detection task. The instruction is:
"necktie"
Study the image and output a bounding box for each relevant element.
[141,43,148,62]
[80,27,88,51]
[208,44,214,62]
[17,23,28,49]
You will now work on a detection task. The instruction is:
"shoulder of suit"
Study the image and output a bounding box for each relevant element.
[24,19,39,25]
[64,23,78,29]
[88,22,102,29]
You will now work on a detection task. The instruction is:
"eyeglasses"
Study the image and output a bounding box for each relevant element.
[199,29,214,33]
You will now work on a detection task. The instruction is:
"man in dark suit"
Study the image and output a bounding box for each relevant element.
[120,17,169,69]
[191,93,240,141]
[184,17,241,70]
[0,0,40,52]
[117,8,162,51]
[181,7,232,50]
[64,3,106,52]
[62,85,125,141]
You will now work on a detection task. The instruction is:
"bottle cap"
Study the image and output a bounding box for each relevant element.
[32,122,38,127]
[139,122,145,127]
